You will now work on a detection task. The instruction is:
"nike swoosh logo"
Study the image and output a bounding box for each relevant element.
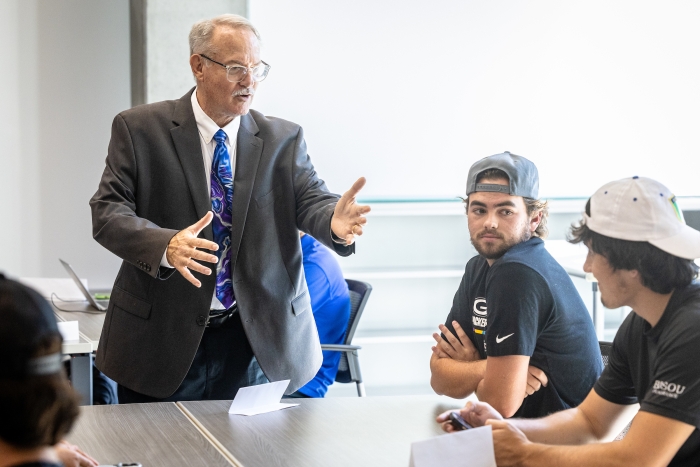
[496,333,514,344]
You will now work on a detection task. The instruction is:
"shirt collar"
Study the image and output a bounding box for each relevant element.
[191,89,241,145]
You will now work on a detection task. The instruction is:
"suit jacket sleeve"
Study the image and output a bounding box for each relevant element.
[90,113,178,279]
[291,126,354,257]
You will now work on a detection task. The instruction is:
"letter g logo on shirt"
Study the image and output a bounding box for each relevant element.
[473,298,487,317]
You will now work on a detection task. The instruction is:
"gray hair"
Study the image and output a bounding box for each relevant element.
[189,14,261,56]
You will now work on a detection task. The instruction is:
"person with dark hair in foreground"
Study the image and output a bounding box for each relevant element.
[439,176,700,466]
[0,275,98,467]
[430,152,602,418]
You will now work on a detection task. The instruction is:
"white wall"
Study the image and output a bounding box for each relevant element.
[0,0,36,275]
[0,0,130,288]
[249,0,700,200]
[2,1,698,289]
[146,0,247,103]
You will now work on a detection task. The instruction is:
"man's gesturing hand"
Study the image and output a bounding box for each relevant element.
[166,211,219,288]
[331,177,371,245]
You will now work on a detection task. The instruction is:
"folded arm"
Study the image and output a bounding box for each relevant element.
[430,352,488,398]
[430,321,485,398]
[430,322,547,406]
[476,355,532,418]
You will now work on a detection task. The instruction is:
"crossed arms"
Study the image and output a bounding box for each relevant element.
[430,321,547,418]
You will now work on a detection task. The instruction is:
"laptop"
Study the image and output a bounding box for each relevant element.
[59,259,108,311]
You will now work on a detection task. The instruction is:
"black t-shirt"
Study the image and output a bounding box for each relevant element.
[444,237,603,418]
[595,282,700,467]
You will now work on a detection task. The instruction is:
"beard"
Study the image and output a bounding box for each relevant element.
[470,227,532,261]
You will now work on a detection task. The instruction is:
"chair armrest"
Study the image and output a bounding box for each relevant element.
[321,344,362,352]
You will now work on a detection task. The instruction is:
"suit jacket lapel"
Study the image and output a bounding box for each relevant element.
[170,89,213,241]
[230,113,262,267]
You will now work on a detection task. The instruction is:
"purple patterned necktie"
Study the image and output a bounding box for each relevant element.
[211,129,235,309]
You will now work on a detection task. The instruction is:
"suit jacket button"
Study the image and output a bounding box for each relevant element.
[196,315,207,326]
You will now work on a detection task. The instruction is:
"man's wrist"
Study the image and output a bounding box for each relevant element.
[330,227,347,245]
[160,248,173,268]
[519,439,546,467]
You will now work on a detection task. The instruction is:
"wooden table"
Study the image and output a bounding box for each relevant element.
[179,395,461,467]
[67,402,232,467]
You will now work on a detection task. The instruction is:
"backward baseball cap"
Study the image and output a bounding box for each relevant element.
[0,273,64,380]
[466,151,539,199]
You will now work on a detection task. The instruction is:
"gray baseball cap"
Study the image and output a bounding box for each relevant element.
[466,151,539,199]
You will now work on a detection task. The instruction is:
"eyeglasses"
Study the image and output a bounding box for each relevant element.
[199,54,271,83]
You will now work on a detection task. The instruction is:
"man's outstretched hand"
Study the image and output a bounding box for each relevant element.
[331,177,371,245]
[166,211,219,287]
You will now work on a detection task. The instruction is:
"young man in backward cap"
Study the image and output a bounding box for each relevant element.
[430,152,602,418]
[0,274,98,467]
[444,176,700,467]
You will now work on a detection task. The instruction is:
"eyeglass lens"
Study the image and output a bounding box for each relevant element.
[227,64,269,83]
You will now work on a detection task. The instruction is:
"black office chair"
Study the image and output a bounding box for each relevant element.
[321,279,372,397]
[599,341,613,368]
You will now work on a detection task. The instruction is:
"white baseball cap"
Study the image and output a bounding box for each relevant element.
[584,176,700,260]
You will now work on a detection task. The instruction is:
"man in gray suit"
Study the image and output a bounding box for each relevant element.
[90,14,369,403]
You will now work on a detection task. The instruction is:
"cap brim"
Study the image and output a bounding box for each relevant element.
[650,225,700,260]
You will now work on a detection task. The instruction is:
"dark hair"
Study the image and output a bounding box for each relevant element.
[568,200,699,294]
[0,335,79,448]
[465,168,550,239]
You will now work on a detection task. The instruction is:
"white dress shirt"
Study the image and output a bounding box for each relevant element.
[161,89,241,310]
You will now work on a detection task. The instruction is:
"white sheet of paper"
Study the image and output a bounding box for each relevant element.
[18,277,88,301]
[409,426,496,467]
[228,380,298,416]
[57,321,80,342]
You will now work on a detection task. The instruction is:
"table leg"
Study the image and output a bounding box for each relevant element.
[70,353,94,406]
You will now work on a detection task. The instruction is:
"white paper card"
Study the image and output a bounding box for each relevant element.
[409,426,496,467]
[18,277,88,301]
[228,380,298,416]
[57,321,80,342]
